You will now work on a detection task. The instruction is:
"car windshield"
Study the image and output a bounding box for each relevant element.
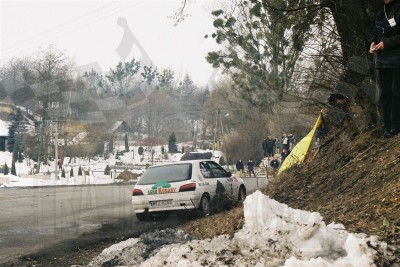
[137,163,192,185]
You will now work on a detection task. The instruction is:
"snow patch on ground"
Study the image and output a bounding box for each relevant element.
[88,191,381,267]
[86,229,194,267]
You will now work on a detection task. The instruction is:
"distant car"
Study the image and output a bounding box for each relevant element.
[180,152,212,161]
[131,160,246,221]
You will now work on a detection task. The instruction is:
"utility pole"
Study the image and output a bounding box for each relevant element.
[212,109,220,157]
[54,121,58,180]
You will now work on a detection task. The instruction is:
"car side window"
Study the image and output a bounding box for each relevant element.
[200,162,212,179]
[207,161,230,178]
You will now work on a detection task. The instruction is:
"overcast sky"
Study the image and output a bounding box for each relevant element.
[0,0,220,86]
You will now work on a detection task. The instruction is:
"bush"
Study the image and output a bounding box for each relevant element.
[138,146,144,155]
[104,165,111,175]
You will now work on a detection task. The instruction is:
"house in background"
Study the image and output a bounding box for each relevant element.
[0,120,9,151]
[111,120,133,137]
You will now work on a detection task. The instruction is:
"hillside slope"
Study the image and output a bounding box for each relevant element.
[182,127,399,264]
[264,128,399,244]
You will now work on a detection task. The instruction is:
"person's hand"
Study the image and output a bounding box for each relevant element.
[369,42,376,53]
[374,41,385,52]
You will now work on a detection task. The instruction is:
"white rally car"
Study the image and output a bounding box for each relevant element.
[132,160,246,221]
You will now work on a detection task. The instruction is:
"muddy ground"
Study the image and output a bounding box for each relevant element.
[2,216,191,267]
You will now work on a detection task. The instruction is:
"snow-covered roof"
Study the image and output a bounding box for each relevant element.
[111,120,132,133]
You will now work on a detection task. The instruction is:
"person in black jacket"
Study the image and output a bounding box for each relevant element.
[235,159,244,173]
[370,0,400,137]
[247,159,256,177]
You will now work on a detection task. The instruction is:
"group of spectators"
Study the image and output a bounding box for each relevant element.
[235,159,256,177]
[261,133,296,157]
[234,133,296,177]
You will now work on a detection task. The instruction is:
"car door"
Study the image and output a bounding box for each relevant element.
[200,161,234,199]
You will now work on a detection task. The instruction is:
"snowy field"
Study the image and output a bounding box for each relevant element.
[0,146,224,188]
[85,191,383,267]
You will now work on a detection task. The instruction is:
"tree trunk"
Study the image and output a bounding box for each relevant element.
[323,0,381,127]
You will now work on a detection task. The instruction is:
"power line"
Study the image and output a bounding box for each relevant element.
[1,1,146,57]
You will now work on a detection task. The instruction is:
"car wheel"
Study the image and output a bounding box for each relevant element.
[238,186,246,203]
[199,195,210,216]
[136,212,148,221]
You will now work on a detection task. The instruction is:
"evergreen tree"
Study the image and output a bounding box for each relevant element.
[168,133,178,153]
[124,134,129,151]
[4,163,9,175]
[109,137,114,153]
[12,136,19,163]
[7,127,15,153]
[11,160,16,175]
[78,166,83,176]
[7,109,27,152]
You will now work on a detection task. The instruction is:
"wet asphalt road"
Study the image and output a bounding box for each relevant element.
[0,177,268,265]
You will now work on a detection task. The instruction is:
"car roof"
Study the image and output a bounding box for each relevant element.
[148,160,215,168]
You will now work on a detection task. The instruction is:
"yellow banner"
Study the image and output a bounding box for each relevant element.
[278,113,322,176]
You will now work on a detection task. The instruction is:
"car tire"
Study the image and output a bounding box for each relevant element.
[238,186,246,203]
[136,212,148,221]
[199,195,210,216]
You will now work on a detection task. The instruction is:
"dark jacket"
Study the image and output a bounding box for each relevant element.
[247,160,254,170]
[262,139,268,150]
[266,139,275,151]
[236,160,244,171]
[270,159,280,169]
[371,1,400,68]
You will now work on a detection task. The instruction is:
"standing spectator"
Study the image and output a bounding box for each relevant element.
[288,133,296,150]
[266,136,275,157]
[247,159,256,177]
[236,159,244,174]
[270,157,280,176]
[57,159,63,170]
[262,137,268,157]
[282,134,289,151]
[369,0,400,137]
[274,137,281,154]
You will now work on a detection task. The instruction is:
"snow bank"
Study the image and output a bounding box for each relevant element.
[87,229,194,267]
[240,191,377,266]
[90,191,380,266]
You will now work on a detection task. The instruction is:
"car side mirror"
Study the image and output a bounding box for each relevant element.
[227,171,232,177]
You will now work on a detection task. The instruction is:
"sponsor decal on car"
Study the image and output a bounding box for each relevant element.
[148,180,177,195]
[198,182,210,186]
[216,180,226,194]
